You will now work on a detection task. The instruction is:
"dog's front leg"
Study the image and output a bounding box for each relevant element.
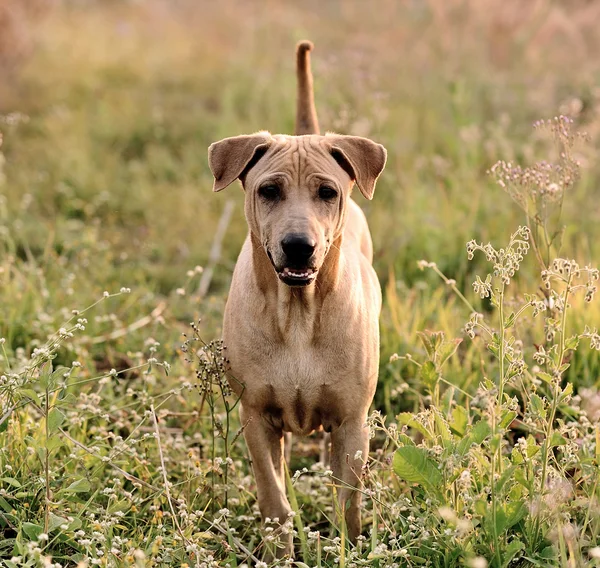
[330,417,369,543]
[240,404,293,558]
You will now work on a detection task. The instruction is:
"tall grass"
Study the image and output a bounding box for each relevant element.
[0,1,599,566]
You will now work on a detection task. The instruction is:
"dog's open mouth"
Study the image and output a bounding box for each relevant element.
[277,267,318,286]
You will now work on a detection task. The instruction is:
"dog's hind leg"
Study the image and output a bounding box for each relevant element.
[330,418,369,543]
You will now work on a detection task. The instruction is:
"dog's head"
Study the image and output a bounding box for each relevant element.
[208,133,386,287]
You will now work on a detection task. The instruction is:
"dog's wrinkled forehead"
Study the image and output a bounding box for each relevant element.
[246,135,347,186]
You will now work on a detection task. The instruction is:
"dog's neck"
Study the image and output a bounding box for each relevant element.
[250,231,343,342]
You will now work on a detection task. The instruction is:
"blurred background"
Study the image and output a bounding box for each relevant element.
[1,0,599,400]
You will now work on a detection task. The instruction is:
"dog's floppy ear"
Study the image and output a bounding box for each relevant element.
[208,133,272,192]
[327,135,387,200]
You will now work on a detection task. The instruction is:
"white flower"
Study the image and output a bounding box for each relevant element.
[589,547,600,559]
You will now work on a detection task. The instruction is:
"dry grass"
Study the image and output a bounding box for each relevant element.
[1,1,600,566]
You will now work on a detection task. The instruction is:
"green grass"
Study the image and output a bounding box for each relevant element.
[1,1,600,566]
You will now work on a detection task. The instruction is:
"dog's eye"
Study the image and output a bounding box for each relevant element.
[318,186,338,200]
[258,185,281,201]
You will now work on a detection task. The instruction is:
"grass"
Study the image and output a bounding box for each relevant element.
[1,1,600,566]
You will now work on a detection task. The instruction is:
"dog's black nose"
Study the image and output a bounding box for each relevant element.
[281,234,316,265]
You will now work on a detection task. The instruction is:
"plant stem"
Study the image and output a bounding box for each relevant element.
[430,264,477,313]
[44,384,50,534]
[490,451,502,568]
[535,271,572,545]
[497,282,506,479]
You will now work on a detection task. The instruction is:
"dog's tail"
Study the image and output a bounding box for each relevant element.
[295,40,320,135]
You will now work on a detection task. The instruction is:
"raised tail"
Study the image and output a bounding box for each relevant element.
[295,40,320,135]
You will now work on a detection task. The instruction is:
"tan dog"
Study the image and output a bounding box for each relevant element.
[208,41,386,557]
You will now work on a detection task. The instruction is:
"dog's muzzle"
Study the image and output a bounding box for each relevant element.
[270,233,318,286]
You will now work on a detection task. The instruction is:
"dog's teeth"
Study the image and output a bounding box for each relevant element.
[280,267,316,279]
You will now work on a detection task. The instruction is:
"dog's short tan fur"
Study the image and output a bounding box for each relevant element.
[208,41,386,557]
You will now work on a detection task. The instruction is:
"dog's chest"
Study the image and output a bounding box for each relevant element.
[231,325,366,434]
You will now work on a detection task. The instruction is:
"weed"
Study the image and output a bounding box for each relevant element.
[0,2,599,566]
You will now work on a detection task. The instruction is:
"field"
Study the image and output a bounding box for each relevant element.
[1,1,600,566]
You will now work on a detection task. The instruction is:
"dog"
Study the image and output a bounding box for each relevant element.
[208,40,386,557]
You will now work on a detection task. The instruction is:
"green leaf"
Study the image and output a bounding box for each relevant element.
[471,420,492,444]
[511,445,524,465]
[48,513,69,533]
[22,522,43,541]
[525,436,540,458]
[417,330,444,360]
[1,477,22,488]
[46,434,64,453]
[503,539,524,567]
[536,371,553,385]
[515,468,531,489]
[419,361,439,394]
[507,501,526,527]
[433,408,452,442]
[47,408,65,433]
[438,338,463,368]
[396,413,432,440]
[61,478,91,493]
[564,335,579,351]
[39,360,53,376]
[38,360,54,389]
[496,465,517,494]
[559,382,573,403]
[450,406,468,436]
[457,420,491,455]
[504,311,516,328]
[474,499,487,516]
[487,342,500,357]
[540,546,556,559]
[529,393,546,419]
[0,496,13,513]
[490,501,526,535]
[550,432,566,447]
[55,392,78,408]
[20,389,41,407]
[396,433,415,446]
[499,410,517,430]
[393,446,442,491]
